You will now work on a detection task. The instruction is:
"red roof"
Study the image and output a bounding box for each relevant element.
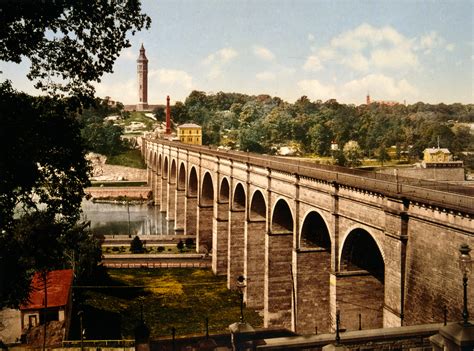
[20,269,73,310]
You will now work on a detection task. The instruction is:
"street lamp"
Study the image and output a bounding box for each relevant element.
[459,244,472,326]
[237,276,246,323]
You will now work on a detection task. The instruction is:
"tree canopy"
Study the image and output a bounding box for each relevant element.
[0,0,150,308]
[1,0,150,97]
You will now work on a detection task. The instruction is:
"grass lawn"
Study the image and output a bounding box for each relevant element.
[106,149,146,169]
[71,268,263,340]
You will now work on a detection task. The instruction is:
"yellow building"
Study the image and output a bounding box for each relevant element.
[423,147,452,162]
[177,123,202,145]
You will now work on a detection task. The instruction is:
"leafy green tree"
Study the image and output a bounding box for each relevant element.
[343,140,362,167]
[177,240,185,252]
[153,106,166,122]
[376,144,391,166]
[1,0,150,97]
[0,0,150,308]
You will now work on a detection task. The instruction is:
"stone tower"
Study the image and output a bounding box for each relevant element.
[137,44,148,111]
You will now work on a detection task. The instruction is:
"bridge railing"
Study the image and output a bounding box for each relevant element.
[144,139,474,213]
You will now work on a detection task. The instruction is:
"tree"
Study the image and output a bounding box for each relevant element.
[376,144,391,167]
[1,0,151,97]
[0,1,150,308]
[343,140,363,167]
[130,236,144,254]
[177,240,184,252]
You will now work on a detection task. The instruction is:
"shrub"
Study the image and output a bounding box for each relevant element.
[177,240,184,252]
[130,236,144,254]
[157,246,165,252]
[185,238,195,248]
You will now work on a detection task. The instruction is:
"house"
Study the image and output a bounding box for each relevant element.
[177,123,202,145]
[422,147,463,168]
[19,269,74,332]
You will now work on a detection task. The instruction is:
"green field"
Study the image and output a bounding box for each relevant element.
[71,268,263,340]
[106,149,147,169]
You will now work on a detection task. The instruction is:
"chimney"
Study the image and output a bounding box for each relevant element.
[166,95,171,134]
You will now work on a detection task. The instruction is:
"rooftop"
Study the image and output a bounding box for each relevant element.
[20,269,73,310]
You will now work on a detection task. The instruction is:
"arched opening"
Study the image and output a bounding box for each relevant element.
[158,154,162,175]
[341,229,384,282]
[188,167,198,196]
[300,211,330,250]
[296,211,332,333]
[163,157,169,179]
[271,199,293,233]
[338,229,384,330]
[201,172,214,206]
[178,163,186,190]
[219,178,230,203]
[249,190,266,221]
[151,153,156,171]
[170,160,177,184]
[233,183,246,210]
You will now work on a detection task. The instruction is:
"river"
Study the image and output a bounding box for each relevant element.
[81,200,174,236]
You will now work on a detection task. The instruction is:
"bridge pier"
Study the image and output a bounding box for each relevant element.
[212,201,229,275]
[160,175,167,212]
[166,181,176,221]
[197,204,213,253]
[227,208,245,290]
[184,195,197,237]
[264,231,293,330]
[244,219,266,310]
[174,189,185,233]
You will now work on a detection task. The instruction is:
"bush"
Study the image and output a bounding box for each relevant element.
[177,240,184,252]
[157,246,164,252]
[185,238,195,248]
[130,236,144,254]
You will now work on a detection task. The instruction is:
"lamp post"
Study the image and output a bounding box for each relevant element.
[459,243,472,326]
[237,276,246,323]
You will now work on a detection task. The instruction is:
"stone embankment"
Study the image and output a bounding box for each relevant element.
[86,152,147,181]
[85,186,151,200]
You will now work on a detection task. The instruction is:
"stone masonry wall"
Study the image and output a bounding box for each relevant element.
[296,249,331,334]
[245,220,266,310]
[336,273,384,331]
[227,210,245,289]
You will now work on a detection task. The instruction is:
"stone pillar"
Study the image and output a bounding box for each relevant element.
[174,189,185,233]
[244,219,266,310]
[228,209,245,290]
[153,172,160,206]
[184,195,197,237]
[295,249,331,334]
[264,231,293,329]
[160,176,167,213]
[382,198,408,327]
[212,201,229,275]
[329,182,340,331]
[430,322,474,351]
[166,181,176,221]
[197,205,213,253]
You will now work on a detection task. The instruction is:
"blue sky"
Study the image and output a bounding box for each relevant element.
[1,0,473,105]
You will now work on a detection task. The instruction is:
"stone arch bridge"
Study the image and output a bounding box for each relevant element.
[142,138,473,335]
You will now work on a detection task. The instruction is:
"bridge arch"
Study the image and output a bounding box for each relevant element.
[163,156,169,179]
[188,166,198,196]
[299,210,331,249]
[233,183,246,210]
[339,226,385,266]
[178,162,186,190]
[158,154,162,175]
[271,198,293,233]
[219,177,230,203]
[151,152,157,171]
[201,172,214,206]
[249,190,266,221]
[170,159,177,184]
[338,227,385,330]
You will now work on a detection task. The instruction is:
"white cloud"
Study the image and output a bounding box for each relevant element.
[308,33,315,42]
[417,31,454,54]
[297,79,337,101]
[150,69,194,89]
[253,46,275,61]
[341,74,418,101]
[119,48,137,61]
[256,71,276,81]
[94,79,136,103]
[202,47,238,80]
[303,55,323,71]
[308,23,419,72]
[203,47,238,65]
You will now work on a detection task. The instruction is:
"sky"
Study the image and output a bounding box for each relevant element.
[1,0,473,105]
